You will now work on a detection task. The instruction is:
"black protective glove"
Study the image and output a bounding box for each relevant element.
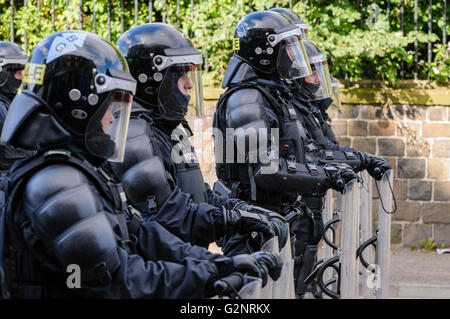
[214,252,283,287]
[324,163,359,193]
[251,251,283,283]
[223,207,275,239]
[233,201,289,250]
[361,152,392,181]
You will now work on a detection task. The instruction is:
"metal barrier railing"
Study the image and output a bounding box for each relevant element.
[317,169,394,299]
[214,171,394,299]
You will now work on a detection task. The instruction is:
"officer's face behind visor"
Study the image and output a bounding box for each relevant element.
[98,90,133,163]
[276,35,311,80]
[303,54,333,100]
[155,48,204,119]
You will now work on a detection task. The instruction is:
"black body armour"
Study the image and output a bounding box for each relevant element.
[0,151,136,298]
[214,80,328,211]
[170,125,208,203]
[291,93,364,172]
[0,94,34,171]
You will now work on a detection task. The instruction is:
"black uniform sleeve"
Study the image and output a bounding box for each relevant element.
[22,164,219,298]
[110,117,225,247]
[136,219,222,264]
[147,185,225,247]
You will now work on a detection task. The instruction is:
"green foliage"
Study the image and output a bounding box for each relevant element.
[420,238,436,250]
[430,43,450,85]
[0,0,448,86]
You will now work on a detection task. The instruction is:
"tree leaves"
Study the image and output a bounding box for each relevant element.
[0,0,448,86]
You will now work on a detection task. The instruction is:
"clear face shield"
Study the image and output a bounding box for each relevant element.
[154,52,204,120]
[275,34,312,80]
[0,56,27,87]
[297,23,309,41]
[88,90,133,162]
[302,53,333,101]
[331,77,342,109]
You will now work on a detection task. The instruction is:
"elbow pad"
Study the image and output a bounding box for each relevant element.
[24,165,121,285]
[254,159,329,196]
[306,149,364,172]
[121,157,173,215]
[54,212,120,284]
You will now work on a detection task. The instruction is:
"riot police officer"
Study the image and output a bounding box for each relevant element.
[0,42,33,171]
[109,23,289,251]
[267,8,392,298]
[213,11,359,260]
[0,30,282,299]
[269,7,309,41]
[291,40,392,298]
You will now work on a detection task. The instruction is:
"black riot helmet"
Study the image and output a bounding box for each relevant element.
[0,42,28,98]
[1,31,136,162]
[269,8,309,41]
[117,23,204,120]
[296,41,332,101]
[232,11,311,80]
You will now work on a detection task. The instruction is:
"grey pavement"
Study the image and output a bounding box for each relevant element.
[209,243,450,299]
[388,245,450,299]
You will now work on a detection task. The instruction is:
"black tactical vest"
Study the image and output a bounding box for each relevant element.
[213,81,315,208]
[0,150,136,298]
[170,126,208,203]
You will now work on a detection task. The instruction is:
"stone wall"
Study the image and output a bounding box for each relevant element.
[326,104,450,247]
[189,84,450,247]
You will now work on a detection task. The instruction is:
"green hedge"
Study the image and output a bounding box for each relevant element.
[1,0,449,86]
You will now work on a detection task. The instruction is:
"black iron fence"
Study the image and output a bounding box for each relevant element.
[2,0,449,82]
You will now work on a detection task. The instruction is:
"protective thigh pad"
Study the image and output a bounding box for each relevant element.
[121,156,172,214]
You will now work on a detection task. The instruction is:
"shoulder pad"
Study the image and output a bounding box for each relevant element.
[24,164,104,240]
[54,212,119,272]
[226,88,268,130]
[109,118,158,179]
[222,56,258,89]
[121,156,172,213]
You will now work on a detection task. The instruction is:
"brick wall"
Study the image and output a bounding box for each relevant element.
[326,104,450,247]
[189,99,450,248]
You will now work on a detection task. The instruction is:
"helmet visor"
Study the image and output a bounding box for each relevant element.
[86,91,133,162]
[331,77,342,109]
[304,54,332,100]
[276,36,312,80]
[158,63,203,120]
[297,23,309,41]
